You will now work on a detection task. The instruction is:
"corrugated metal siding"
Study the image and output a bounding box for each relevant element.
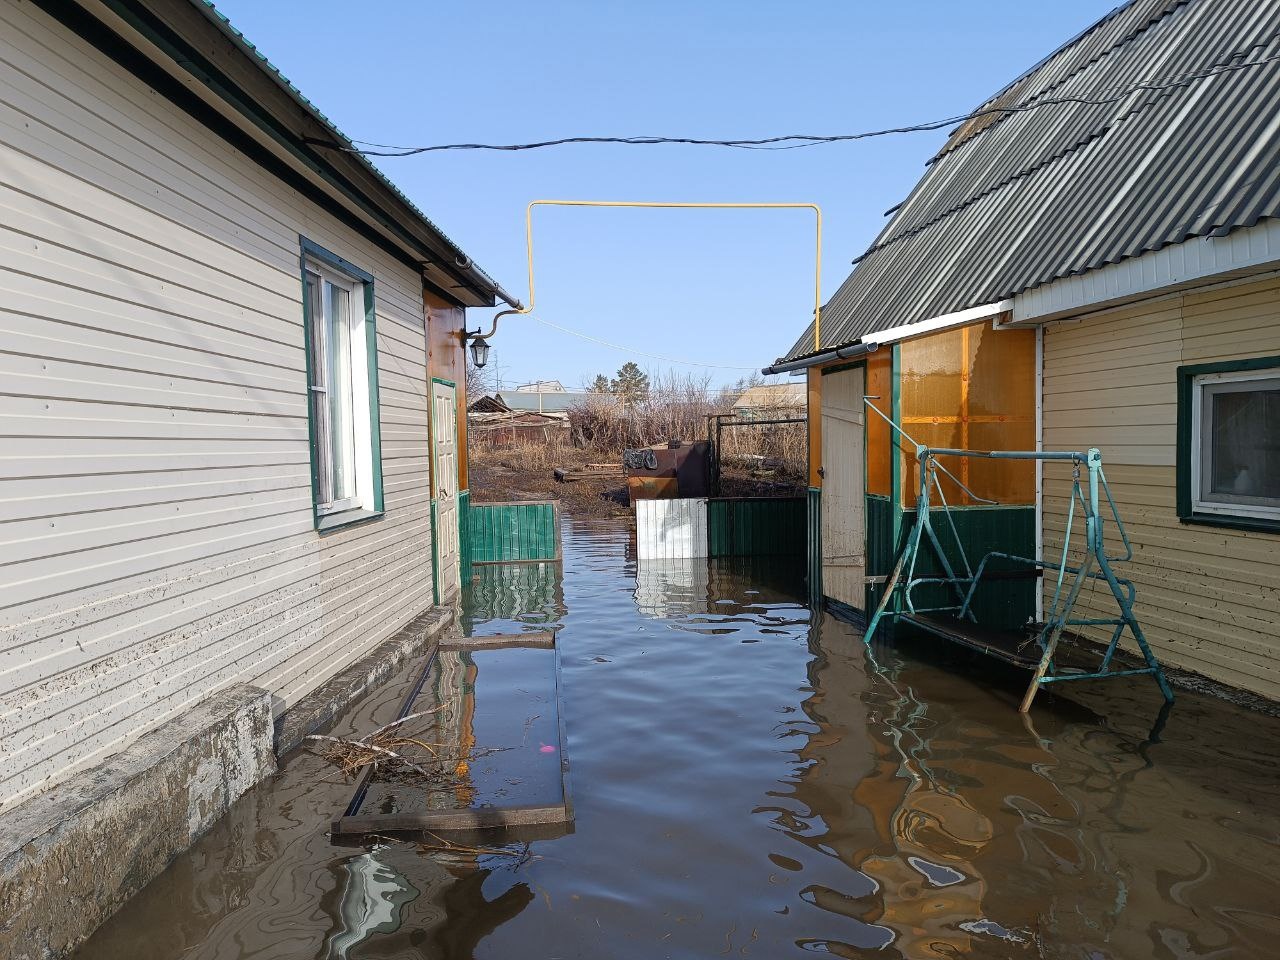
[897,507,1037,630]
[807,488,823,606]
[864,494,896,615]
[707,498,806,558]
[468,502,562,564]
[0,3,440,811]
[786,0,1280,360]
[635,498,709,560]
[1042,275,1280,699]
[458,490,472,583]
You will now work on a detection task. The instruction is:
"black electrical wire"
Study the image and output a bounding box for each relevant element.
[304,51,1280,157]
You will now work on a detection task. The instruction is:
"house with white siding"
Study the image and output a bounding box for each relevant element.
[0,1,519,951]
[770,0,1280,704]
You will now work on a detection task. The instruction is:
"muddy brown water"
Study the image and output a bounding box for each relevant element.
[78,521,1280,959]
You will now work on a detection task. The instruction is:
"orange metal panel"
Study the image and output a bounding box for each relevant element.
[866,350,892,497]
[628,476,679,501]
[807,367,822,489]
[900,327,964,420]
[896,320,1035,506]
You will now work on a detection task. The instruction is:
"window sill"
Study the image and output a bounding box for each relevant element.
[1178,512,1280,535]
[315,507,384,533]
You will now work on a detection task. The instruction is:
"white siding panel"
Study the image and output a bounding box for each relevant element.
[0,3,442,811]
[1042,277,1280,700]
[636,499,709,560]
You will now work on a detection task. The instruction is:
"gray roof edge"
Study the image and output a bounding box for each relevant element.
[782,213,1280,362]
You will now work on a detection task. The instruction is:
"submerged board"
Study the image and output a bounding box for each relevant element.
[332,630,572,838]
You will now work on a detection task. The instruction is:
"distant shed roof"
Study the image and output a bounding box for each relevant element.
[785,0,1280,361]
[495,391,597,413]
[733,384,806,409]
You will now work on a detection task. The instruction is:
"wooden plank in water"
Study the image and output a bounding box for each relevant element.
[333,803,571,835]
[438,631,556,651]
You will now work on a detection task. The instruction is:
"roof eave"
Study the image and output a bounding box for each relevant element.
[76,0,513,308]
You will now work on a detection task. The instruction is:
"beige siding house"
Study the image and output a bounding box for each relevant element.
[0,3,517,948]
[1041,265,1280,699]
[772,0,1280,704]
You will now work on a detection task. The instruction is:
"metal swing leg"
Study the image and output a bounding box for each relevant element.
[1097,556,1174,704]
[1020,548,1095,713]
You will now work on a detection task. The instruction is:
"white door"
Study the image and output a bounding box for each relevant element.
[821,367,866,608]
[432,380,460,601]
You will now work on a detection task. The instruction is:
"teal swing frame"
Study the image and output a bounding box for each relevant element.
[863,403,1173,713]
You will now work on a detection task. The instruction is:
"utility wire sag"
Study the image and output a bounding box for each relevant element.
[305,51,1280,157]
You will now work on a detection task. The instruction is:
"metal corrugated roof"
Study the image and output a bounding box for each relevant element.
[784,0,1280,360]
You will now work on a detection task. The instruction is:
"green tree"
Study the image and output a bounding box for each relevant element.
[611,362,650,403]
[589,373,612,393]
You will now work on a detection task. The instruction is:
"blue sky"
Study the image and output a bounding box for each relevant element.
[216,0,1119,390]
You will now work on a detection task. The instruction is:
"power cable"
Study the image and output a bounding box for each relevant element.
[307,52,1280,157]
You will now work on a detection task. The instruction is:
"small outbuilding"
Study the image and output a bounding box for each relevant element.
[771,0,1280,702]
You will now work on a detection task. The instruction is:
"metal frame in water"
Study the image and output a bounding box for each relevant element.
[864,399,1173,713]
[331,629,573,838]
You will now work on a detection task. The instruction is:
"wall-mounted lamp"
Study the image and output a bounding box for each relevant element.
[468,335,491,368]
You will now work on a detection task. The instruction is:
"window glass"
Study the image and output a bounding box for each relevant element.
[1199,376,1280,511]
[325,280,357,504]
[304,256,371,516]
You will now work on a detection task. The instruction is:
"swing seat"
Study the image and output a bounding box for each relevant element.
[899,612,1043,668]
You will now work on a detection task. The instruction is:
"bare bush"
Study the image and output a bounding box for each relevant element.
[565,370,808,480]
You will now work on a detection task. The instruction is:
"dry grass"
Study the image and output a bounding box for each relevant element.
[568,370,807,479]
[469,372,810,514]
[470,442,631,519]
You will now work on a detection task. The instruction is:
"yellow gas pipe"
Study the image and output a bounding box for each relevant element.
[471,200,823,353]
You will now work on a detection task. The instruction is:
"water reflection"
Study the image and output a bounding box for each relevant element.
[459,560,564,630]
[325,853,419,958]
[75,521,1280,960]
[789,620,1280,958]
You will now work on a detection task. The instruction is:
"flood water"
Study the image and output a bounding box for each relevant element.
[79,520,1280,959]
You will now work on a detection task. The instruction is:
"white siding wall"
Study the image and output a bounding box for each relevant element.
[1042,275,1280,699]
[0,3,439,810]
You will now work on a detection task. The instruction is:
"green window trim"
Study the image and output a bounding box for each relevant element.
[1176,354,1280,535]
[300,236,384,533]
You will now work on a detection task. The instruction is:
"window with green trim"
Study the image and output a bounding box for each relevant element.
[1178,356,1280,530]
[300,238,383,529]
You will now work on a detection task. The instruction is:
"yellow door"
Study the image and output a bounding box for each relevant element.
[432,380,460,600]
[821,367,865,608]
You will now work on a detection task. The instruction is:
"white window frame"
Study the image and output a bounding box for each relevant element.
[1189,366,1280,522]
[305,257,375,519]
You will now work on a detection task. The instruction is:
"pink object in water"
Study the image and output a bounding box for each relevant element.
[539,744,556,754]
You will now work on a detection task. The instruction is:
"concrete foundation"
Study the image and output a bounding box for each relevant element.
[0,684,275,960]
[0,605,457,959]
[274,605,455,756]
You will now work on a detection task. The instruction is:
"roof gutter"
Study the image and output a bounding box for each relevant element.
[450,255,525,311]
[762,340,878,375]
